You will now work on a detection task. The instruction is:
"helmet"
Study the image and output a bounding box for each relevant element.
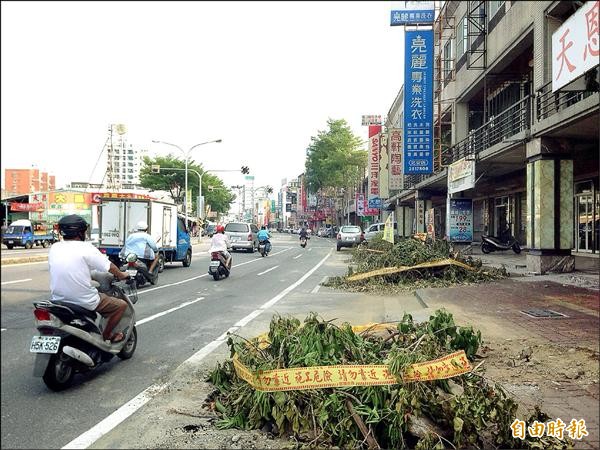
[136,221,148,231]
[216,225,225,233]
[58,214,88,239]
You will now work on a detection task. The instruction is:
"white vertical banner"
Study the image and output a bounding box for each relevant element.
[379,132,389,200]
[388,128,403,191]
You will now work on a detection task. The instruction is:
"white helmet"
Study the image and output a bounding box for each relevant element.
[136,221,148,231]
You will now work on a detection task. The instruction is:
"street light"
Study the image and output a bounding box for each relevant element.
[152,139,222,226]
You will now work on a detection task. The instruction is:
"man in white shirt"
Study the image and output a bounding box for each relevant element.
[208,224,231,268]
[49,215,130,343]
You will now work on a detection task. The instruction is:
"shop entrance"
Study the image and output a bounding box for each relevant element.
[575,181,599,253]
[494,196,512,239]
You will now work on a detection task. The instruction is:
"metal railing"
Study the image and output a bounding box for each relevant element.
[443,95,531,164]
[536,80,598,121]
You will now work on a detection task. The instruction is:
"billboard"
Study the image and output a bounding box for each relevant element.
[367,125,382,208]
[448,198,473,243]
[391,1,435,26]
[552,1,599,92]
[448,158,476,194]
[404,30,434,174]
[361,115,383,126]
[388,128,403,190]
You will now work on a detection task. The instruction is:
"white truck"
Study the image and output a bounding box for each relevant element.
[96,197,192,271]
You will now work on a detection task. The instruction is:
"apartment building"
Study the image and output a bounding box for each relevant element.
[386,1,599,273]
[4,168,56,196]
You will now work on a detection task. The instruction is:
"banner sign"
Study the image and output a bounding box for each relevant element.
[361,115,382,126]
[233,350,471,392]
[426,208,435,240]
[90,192,153,204]
[448,198,473,242]
[448,158,476,194]
[404,30,434,174]
[368,126,382,208]
[379,132,389,199]
[383,212,394,243]
[388,128,403,191]
[552,1,600,92]
[391,1,435,26]
[356,193,365,217]
[10,202,44,212]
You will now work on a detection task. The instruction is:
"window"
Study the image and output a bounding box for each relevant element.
[456,16,468,58]
[488,1,504,19]
[443,39,453,80]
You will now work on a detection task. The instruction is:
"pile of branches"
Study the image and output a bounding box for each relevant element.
[325,236,507,292]
[208,311,568,449]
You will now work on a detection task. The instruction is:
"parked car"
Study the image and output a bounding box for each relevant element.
[225,222,259,253]
[364,222,397,242]
[336,225,364,251]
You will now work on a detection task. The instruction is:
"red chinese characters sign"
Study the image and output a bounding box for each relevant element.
[552,1,599,91]
[10,202,44,212]
[388,128,403,191]
[367,125,382,204]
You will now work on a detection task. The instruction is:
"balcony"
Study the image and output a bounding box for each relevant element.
[536,79,597,122]
[444,95,531,165]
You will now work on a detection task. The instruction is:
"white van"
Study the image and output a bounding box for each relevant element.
[364,222,397,242]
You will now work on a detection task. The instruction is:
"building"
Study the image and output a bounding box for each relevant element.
[4,168,56,196]
[386,0,599,273]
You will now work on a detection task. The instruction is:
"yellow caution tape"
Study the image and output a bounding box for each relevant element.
[346,258,476,282]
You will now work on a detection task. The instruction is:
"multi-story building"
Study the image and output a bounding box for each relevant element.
[106,141,148,187]
[386,0,599,273]
[4,168,56,196]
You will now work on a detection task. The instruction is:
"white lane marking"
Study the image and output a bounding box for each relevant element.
[62,249,331,449]
[257,265,279,276]
[136,298,204,326]
[137,248,292,295]
[1,278,32,285]
[1,328,6,332]
[308,248,312,251]
[293,254,302,259]
[311,276,328,294]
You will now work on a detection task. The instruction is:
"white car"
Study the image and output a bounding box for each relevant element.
[364,222,397,242]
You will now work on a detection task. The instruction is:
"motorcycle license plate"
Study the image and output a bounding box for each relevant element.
[127,269,138,277]
[30,336,60,354]
[210,261,220,267]
[7,240,13,244]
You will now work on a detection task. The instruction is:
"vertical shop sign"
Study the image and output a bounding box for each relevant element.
[368,125,382,208]
[388,128,403,190]
[379,132,389,199]
[448,198,473,242]
[404,29,434,174]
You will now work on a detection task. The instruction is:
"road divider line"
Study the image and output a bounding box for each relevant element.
[257,265,279,276]
[1,278,32,285]
[1,260,48,267]
[311,276,328,294]
[136,297,204,326]
[60,247,328,450]
[293,254,302,259]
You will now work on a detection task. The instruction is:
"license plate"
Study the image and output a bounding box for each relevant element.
[30,336,60,354]
[210,261,220,267]
[127,269,137,277]
[231,237,239,242]
[345,237,355,241]
[7,240,13,244]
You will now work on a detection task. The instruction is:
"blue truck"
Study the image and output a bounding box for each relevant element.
[2,219,57,249]
[96,197,192,271]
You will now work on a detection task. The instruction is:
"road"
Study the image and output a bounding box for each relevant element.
[0,233,345,449]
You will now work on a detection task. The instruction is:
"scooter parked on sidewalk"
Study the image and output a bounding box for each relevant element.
[209,251,232,280]
[481,234,521,254]
[31,271,138,391]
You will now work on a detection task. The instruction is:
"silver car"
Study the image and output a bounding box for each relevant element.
[225,222,259,253]
[336,225,364,251]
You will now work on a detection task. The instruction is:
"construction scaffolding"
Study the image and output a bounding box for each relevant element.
[466,0,487,71]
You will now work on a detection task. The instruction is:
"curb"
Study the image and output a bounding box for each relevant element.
[413,289,429,308]
[2,256,48,265]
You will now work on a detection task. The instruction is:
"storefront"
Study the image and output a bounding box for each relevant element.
[574,179,599,254]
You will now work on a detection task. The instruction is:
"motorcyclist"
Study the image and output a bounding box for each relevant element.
[299,226,309,244]
[121,221,159,285]
[257,225,271,253]
[48,215,130,343]
[208,224,232,268]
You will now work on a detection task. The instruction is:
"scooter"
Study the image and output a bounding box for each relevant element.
[119,253,157,288]
[259,240,271,257]
[31,271,138,391]
[300,236,308,248]
[209,251,232,281]
[481,234,521,254]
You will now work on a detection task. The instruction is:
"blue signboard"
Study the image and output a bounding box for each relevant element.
[403,29,434,174]
[390,1,435,26]
[448,198,473,243]
[368,197,382,209]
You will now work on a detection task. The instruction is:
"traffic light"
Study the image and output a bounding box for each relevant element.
[151,165,160,174]
[241,166,249,174]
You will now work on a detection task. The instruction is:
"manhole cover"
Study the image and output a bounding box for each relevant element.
[520,308,568,318]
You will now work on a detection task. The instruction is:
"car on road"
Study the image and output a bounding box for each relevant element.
[224,222,259,252]
[364,222,397,242]
[336,225,364,251]
[205,224,217,237]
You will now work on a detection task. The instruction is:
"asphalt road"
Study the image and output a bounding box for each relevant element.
[0,233,341,449]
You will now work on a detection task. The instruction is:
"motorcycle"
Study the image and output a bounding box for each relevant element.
[119,253,157,288]
[209,251,231,281]
[300,236,309,248]
[259,240,271,257]
[481,234,521,254]
[31,271,138,391]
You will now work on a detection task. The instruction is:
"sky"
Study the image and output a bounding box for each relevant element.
[1,1,406,194]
